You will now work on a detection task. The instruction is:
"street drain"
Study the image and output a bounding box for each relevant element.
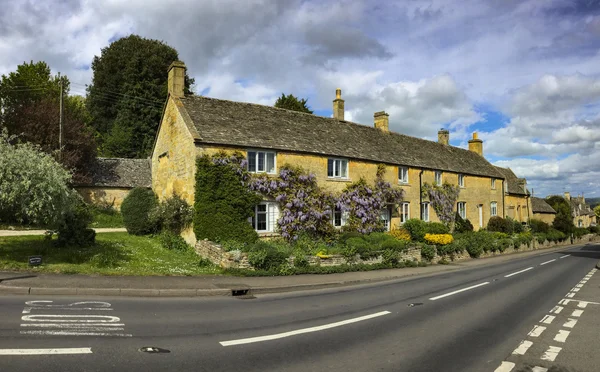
[139,347,170,354]
[231,289,250,296]
[408,303,423,307]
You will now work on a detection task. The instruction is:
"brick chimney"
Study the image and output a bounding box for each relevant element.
[564,191,571,201]
[438,129,449,145]
[333,88,344,120]
[168,61,186,98]
[374,111,389,132]
[468,132,483,156]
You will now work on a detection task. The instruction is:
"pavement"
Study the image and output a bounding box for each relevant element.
[0,228,127,237]
[0,242,591,297]
[0,242,598,371]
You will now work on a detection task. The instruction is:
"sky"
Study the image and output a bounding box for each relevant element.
[1,0,600,198]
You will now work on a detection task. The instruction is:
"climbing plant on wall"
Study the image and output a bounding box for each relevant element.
[422,182,461,228]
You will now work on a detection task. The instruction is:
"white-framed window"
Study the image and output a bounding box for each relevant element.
[491,201,498,217]
[380,208,391,231]
[578,219,583,227]
[458,174,465,187]
[247,150,276,174]
[251,202,279,232]
[457,202,466,219]
[327,158,348,179]
[421,202,430,222]
[400,202,410,224]
[491,179,496,189]
[435,171,443,186]
[331,207,347,228]
[399,166,409,184]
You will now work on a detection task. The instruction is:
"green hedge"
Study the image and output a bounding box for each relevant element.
[121,187,159,235]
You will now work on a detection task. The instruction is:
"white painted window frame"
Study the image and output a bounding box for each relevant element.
[247,150,277,174]
[327,158,349,179]
[399,166,409,184]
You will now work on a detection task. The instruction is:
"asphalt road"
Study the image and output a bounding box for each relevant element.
[1,244,599,372]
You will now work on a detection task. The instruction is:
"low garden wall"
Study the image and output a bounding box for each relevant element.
[195,234,600,271]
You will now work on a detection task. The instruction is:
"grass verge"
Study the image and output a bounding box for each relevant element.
[0,232,221,276]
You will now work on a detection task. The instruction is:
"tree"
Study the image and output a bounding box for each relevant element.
[546,195,574,234]
[87,35,194,158]
[274,93,313,114]
[595,205,600,219]
[0,61,96,183]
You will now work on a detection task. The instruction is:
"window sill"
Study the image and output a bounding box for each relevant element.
[398,182,411,186]
[257,232,280,238]
[326,178,352,183]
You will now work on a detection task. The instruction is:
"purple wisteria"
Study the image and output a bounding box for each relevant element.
[210,151,250,182]
[422,182,460,226]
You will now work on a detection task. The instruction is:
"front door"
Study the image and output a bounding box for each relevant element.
[478,205,483,228]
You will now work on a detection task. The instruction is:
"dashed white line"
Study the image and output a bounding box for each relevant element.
[494,361,515,372]
[428,282,490,301]
[572,309,584,317]
[541,315,556,324]
[219,311,391,346]
[540,259,556,266]
[20,323,125,328]
[560,255,570,258]
[551,306,564,314]
[528,325,546,337]
[512,340,533,355]
[21,330,132,337]
[566,292,576,298]
[541,346,562,361]
[563,318,578,328]
[554,330,570,343]
[0,348,92,355]
[571,288,580,293]
[505,267,534,278]
[21,315,121,323]
[532,367,548,372]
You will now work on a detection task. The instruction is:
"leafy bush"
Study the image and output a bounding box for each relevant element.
[589,225,599,234]
[530,219,550,234]
[293,251,309,268]
[403,219,428,242]
[121,187,159,235]
[424,233,453,245]
[425,222,450,234]
[487,216,512,233]
[508,218,524,233]
[546,228,566,242]
[158,231,190,251]
[553,212,575,234]
[345,237,372,260]
[454,212,474,233]
[247,241,289,271]
[152,195,193,234]
[513,232,533,249]
[380,239,409,252]
[55,196,96,247]
[338,231,363,243]
[573,227,590,239]
[194,154,261,244]
[420,244,436,261]
[459,230,494,258]
[388,228,411,241]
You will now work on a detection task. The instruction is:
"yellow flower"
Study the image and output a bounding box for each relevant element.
[316,251,331,259]
[424,233,453,245]
[388,228,411,241]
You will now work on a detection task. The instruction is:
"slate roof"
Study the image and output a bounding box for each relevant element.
[178,95,505,178]
[531,197,556,214]
[493,166,529,196]
[75,158,151,188]
[569,197,595,217]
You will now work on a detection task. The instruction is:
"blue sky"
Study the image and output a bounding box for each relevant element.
[1,0,600,197]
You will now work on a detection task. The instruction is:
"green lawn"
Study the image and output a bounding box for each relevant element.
[0,232,221,276]
[89,209,124,228]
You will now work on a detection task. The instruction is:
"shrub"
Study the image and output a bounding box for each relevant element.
[121,187,159,235]
[158,231,190,251]
[338,231,363,243]
[247,241,289,271]
[388,228,411,241]
[424,233,453,245]
[425,222,450,234]
[194,154,261,244]
[420,244,436,261]
[55,196,96,247]
[508,218,524,233]
[293,251,309,268]
[403,219,428,242]
[461,230,494,257]
[380,238,409,253]
[553,212,575,234]
[345,237,373,260]
[589,225,599,234]
[530,219,550,234]
[513,232,533,249]
[573,227,589,239]
[454,212,474,233]
[487,216,512,233]
[547,228,566,242]
[152,195,193,234]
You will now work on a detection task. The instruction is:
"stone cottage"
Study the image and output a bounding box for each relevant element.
[494,166,531,224]
[531,197,556,224]
[74,158,151,210]
[152,62,521,244]
[564,192,597,228]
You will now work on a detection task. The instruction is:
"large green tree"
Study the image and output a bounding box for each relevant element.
[274,93,313,114]
[0,61,96,183]
[546,195,575,234]
[87,35,194,158]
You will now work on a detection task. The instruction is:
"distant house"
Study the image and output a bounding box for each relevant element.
[74,158,151,210]
[564,192,597,228]
[531,197,556,224]
[494,166,530,223]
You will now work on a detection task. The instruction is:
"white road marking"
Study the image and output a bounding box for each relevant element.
[572,310,584,317]
[551,306,564,314]
[23,307,113,313]
[528,325,546,337]
[571,288,580,292]
[541,346,562,361]
[575,284,583,288]
[540,259,556,265]
[0,348,92,355]
[559,255,570,258]
[512,340,533,355]
[566,292,575,298]
[428,282,490,301]
[532,367,548,372]
[560,299,600,307]
[494,361,515,372]
[21,315,121,323]
[20,330,132,337]
[20,323,125,328]
[220,311,391,346]
[554,330,570,343]
[541,315,556,324]
[505,267,534,278]
[564,318,578,328]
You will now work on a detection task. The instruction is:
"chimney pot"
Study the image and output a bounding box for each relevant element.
[564,191,571,201]
[468,132,483,156]
[333,88,345,120]
[438,129,449,145]
[374,111,389,132]
[168,61,186,98]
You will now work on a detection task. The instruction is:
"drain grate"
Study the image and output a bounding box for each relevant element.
[231,289,250,296]
[139,347,170,354]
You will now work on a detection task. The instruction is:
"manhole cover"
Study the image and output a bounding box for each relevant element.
[407,303,423,307]
[139,347,170,353]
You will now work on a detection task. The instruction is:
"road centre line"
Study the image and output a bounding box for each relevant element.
[528,325,546,337]
[563,318,578,328]
[541,346,561,362]
[0,348,92,356]
[532,367,548,372]
[540,259,556,266]
[21,330,132,337]
[512,340,533,355]
[20,323,125,328]
[572,310,584,317]
[505,267,534,278]
[220,311,391,346]
[560,255,570,259]
[541,315,555,324]
[554,330,570,343]
[494,361,515,372]
[428,282,490,301]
